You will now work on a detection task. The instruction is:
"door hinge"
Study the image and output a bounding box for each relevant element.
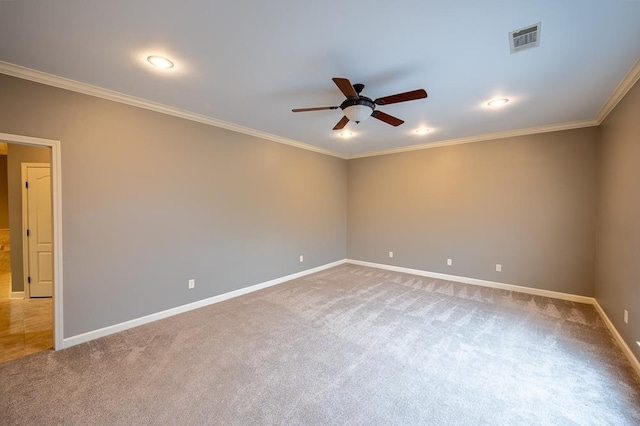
[27,276,31,284]
[25,181,29,189]
[26,229,30,237]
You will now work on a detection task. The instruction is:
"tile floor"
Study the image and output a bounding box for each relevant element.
[0,272,53,363]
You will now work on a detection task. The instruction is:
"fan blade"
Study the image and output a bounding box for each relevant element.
[374,89,427,106]
[332,77,359,99]
[333,116,350,130]
[371,110,404,127]
[292,106,339,112]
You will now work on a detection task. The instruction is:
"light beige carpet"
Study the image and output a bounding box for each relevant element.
[1,264,639,425]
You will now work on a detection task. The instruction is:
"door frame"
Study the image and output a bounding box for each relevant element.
[21,162,52,299]
[0,132,63,350]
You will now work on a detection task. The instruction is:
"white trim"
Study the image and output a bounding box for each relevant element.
[346,120,598,159]
[3,58,640,161]
[0,60,627,162]
[60,259,347,349]
[21,162,51,299]
[345,259,594,304]
[0,61,344,159]
[346,259,640,378]
[20,163,28,298]
[595,57,640,124]
[0,133,63,351]
[593,300,640,378]
[10,291,25,299]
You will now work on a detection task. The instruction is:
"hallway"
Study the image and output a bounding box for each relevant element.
[0,271,53,364]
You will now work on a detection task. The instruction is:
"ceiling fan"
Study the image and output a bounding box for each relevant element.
[292,77,428,130]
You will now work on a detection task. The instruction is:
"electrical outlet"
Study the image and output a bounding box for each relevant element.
[299,255,304,263]
[188,279,195,289]
[389,251,394,258]
[447,258,452,266]
[624,310,628,324]
[496,264,502,272]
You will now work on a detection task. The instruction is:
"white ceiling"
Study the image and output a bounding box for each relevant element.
[1,1,640,158]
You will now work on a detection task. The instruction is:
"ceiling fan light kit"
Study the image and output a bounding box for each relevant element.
[292,77,428,131]
[342,98,375,123]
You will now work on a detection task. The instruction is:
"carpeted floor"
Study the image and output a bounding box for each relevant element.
[1,264,639,425]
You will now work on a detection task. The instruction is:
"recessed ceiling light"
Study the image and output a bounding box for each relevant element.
[147,55,174,69]
[487,98,509,107]
[414,128,431,135]
[339,131,354,139]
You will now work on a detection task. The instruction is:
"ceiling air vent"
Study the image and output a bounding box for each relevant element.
[509,22,541,54]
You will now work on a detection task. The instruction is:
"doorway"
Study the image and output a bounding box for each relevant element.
[0,133,62,363]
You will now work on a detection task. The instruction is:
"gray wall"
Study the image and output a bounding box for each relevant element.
[348,128,598,296]
[0,155,8,229]
[3,69,637,354]
[596,78,640,360]
[0,74,347,337]
[6,144,51,292]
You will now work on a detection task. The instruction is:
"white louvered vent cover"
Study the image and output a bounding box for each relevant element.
[509,23,541,54]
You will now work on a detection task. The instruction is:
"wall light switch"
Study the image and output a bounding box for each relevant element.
[447,258,452,266]
[188,279,195,289]
[299,255,304,263]
[624,310,629,324]
[496,264,502,272]
[389,251,394,258]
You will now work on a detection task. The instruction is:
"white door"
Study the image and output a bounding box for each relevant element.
[25,165,53,298]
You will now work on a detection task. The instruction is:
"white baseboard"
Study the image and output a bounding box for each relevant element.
[58,257,640,380]
[346,259,640,378]
[10,291,25,299]
[592,300,640,378]
[346,259,594,304]
[60,259,346,349]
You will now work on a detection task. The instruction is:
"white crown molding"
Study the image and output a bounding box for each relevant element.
[0,61,346,159]
[346,119,598,159]
[349,58,640,159]
[595,57,640,124]
[3,58,638,161]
